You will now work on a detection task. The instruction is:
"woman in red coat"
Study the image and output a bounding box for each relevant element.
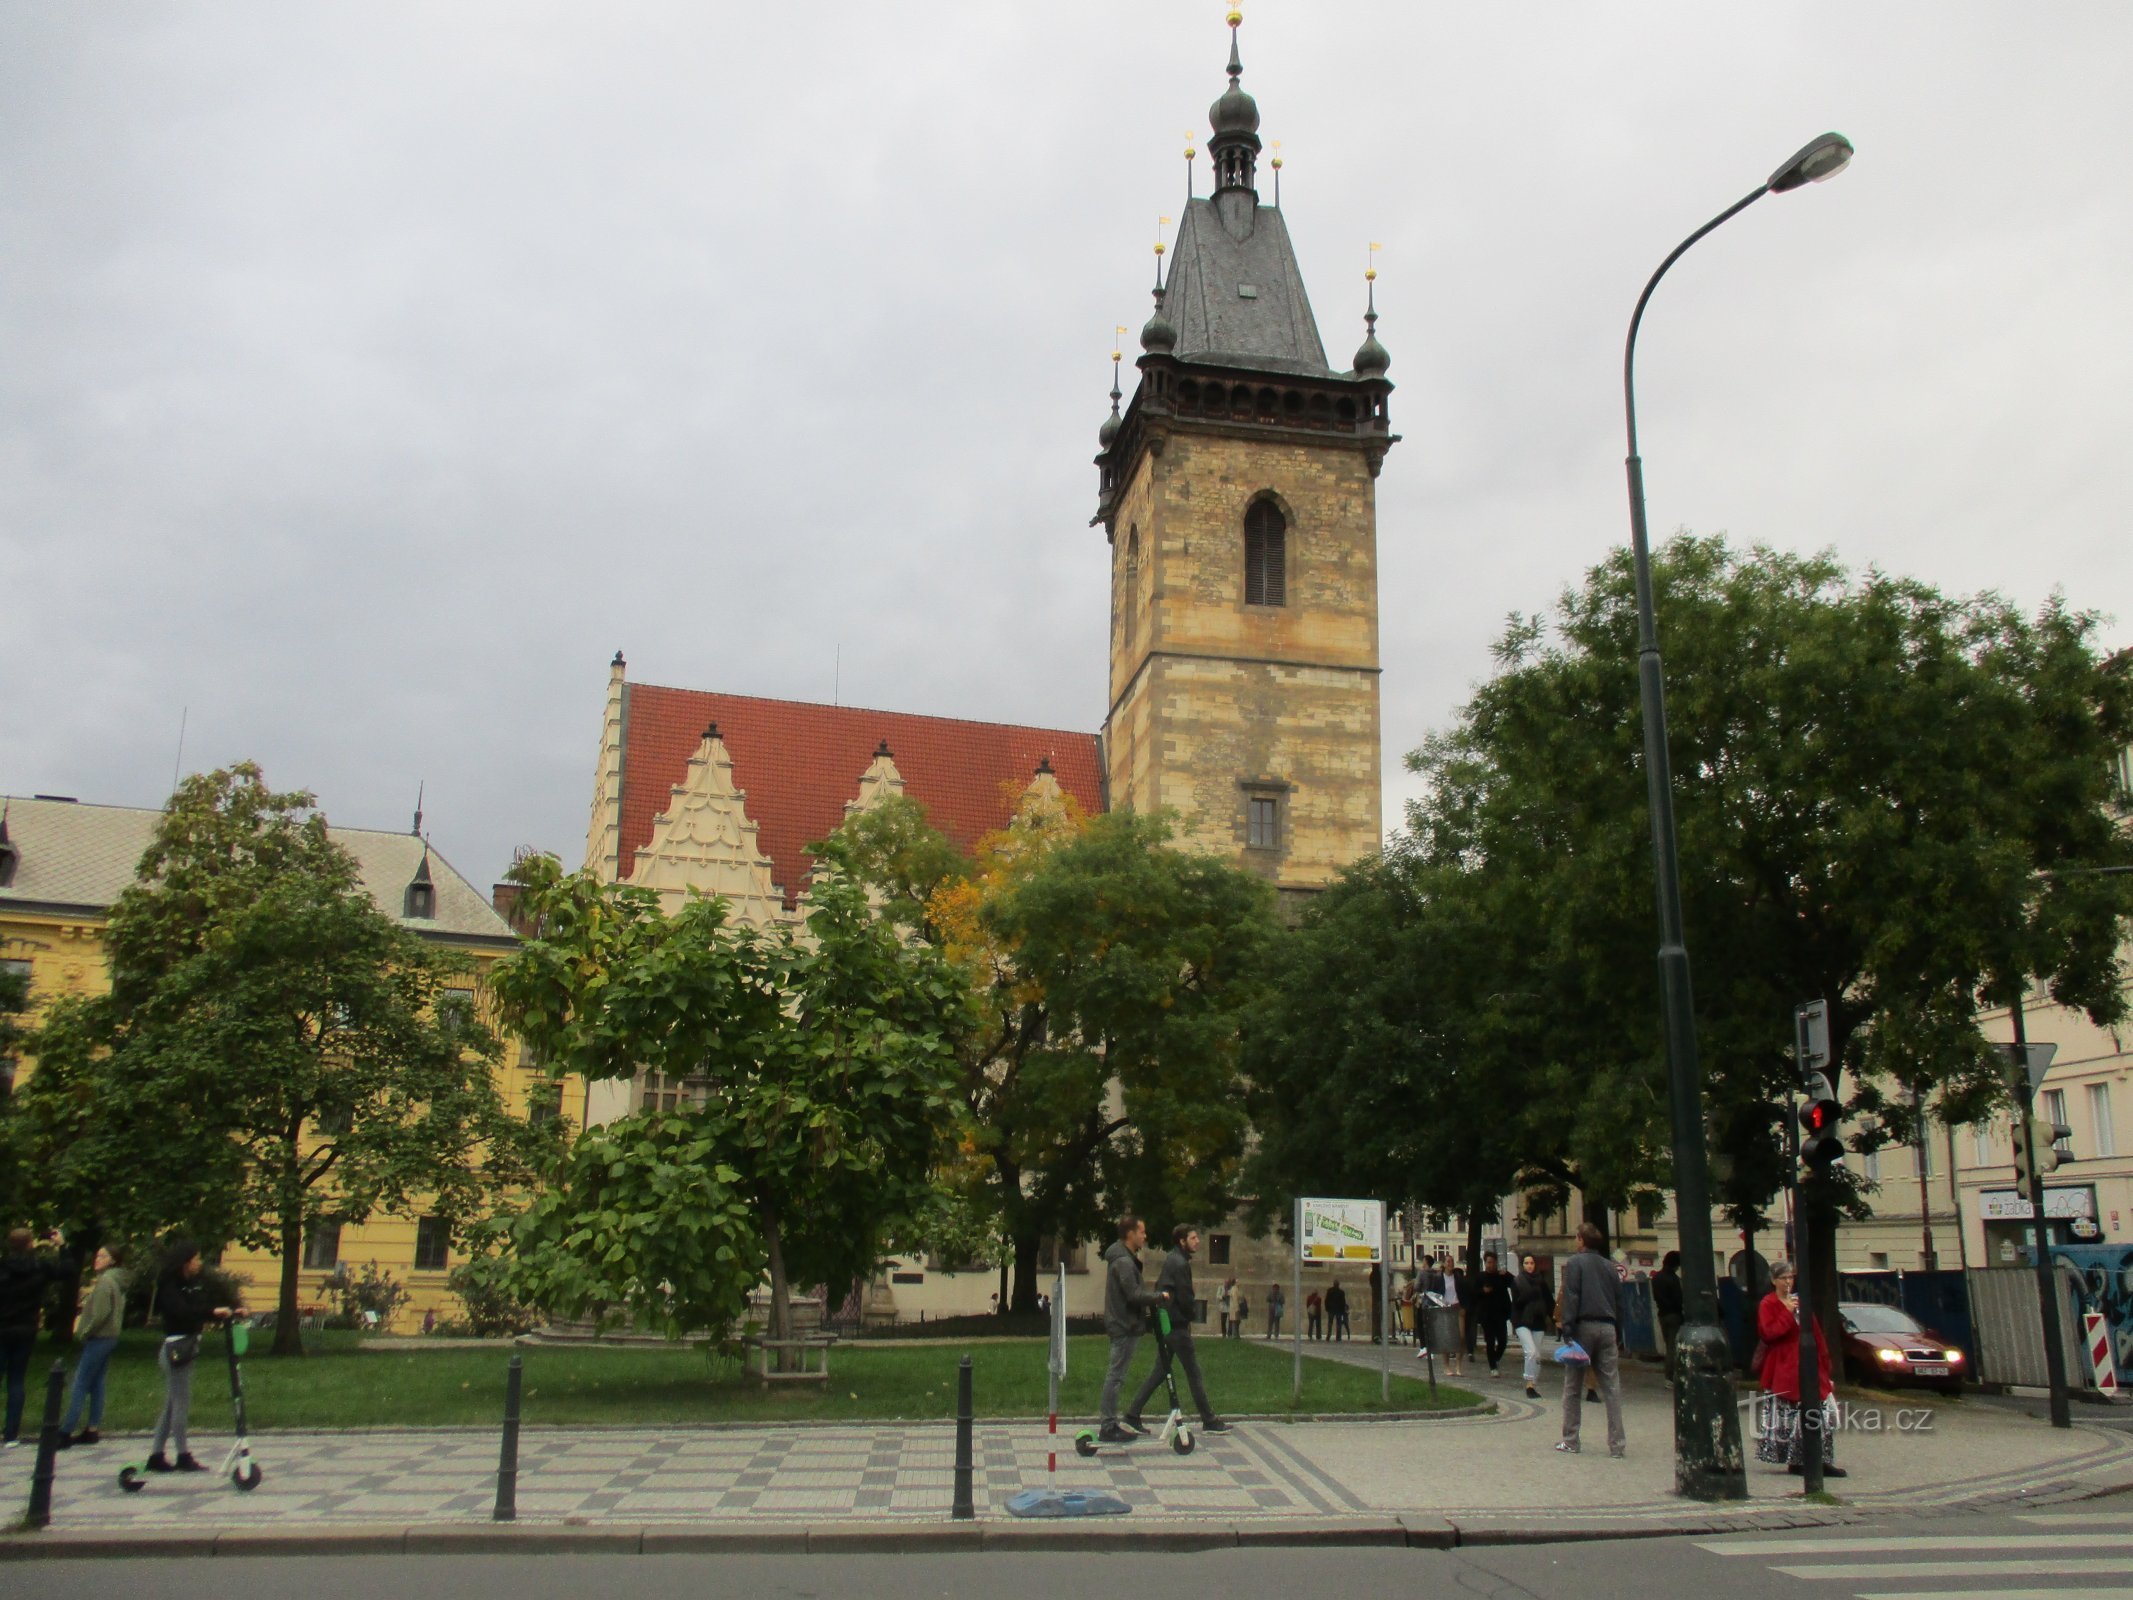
[1756,1261,1846,1477]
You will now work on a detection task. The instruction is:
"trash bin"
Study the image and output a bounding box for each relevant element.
[1425,1304,1462,1357]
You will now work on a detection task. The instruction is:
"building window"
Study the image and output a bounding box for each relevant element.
[2044,1088,2074,1158]
[1861,1146,1880,1183]
[1915,1132,1935,1179]
[437,989,474,1035]
[1973,1122,1993,1168]
[1244,499,1286,606]
[415,1216,450,1272]
[1208,1234,1231,1266]
[2090,1083,2116,1159]
[641,1070,705,1113]
[1246,794,1280,850]
[1868,1251,1890,1270]
[1634,1194,1662,1229]
[0,957,29,988]
[1122,526,1141,654]
[315,1102,354,1136]
[302,1221,343,1271]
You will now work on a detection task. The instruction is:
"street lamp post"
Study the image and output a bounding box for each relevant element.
[1620,132,1853,1502]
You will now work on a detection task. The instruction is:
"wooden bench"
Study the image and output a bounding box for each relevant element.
[749,1335,836,1385]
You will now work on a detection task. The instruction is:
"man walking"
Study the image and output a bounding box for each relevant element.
[1,1228,74,1448]
[1555,1222,1626,1458]
[1305,1288,1322,1340]
[1651,1251,1684,1382]
[1326,1279,1350,1341]
[1126,1226,1230,1435]
[1266,1282,1284,1339]
[1097,1214,1166,1446]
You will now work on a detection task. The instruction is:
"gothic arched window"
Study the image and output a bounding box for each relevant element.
[1123,526,1141,652]
[1244,500,1286,607]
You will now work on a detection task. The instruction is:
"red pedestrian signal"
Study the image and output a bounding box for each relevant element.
[1800,1089,1844,1172]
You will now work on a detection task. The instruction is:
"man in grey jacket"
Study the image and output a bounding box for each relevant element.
[1556,1222,1626,1457]
[1126,1225,1229,1434]
[1097,1215,1166,1444]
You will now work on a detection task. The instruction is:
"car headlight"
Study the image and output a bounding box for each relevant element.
[1876,1348,1904,1363]
[1945,1350,1963,1363]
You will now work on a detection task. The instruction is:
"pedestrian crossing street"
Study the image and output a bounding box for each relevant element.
[1696,1508,2133,1600]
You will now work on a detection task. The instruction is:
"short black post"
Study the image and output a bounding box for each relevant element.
[493,1353,522,1522]
[24,1361,66,1530]
[950,1354,975,1521]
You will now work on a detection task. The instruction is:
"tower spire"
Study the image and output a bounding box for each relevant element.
[1099,331,1125,447]
[1140,223,1176,352]
[1353,247,1390,377]
[1207,7,1261,197]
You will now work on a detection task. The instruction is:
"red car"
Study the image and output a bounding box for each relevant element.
[1838,1303,1966,1393]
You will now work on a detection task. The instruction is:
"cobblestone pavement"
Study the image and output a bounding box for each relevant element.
[0,1421,1365,1530]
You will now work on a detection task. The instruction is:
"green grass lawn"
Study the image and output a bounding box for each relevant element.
[29,1331,1479,1431]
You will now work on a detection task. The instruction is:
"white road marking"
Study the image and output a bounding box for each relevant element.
[1856,1591,2133,1600]
[1702,1534,2133,1555]
[1774,1559,2133,1580]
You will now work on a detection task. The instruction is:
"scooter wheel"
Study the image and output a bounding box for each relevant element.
[118,1466,144,1493]
[1172,1429,1195,1456]
[1074,1432,1098,1458]
[233,1462,263,1491]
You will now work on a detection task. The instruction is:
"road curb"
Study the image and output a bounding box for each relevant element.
[6,1460,2129,1560]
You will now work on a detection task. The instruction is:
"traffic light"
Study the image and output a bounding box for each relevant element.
[2041,1114,2075,1175]
[1799,1073,1844,1173]
[2012,1116,2035,1191]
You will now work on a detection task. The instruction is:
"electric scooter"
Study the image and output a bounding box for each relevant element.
[119,1321,263,1493]
[1076,1306,1196,1458]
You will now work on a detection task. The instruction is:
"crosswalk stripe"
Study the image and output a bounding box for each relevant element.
[1703,1534,2133,1555]
[1856,1590,2133,1600]
[1774,1560,2133,1580]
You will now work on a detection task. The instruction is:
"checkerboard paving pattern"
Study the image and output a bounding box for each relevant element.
[0,1422,1364,1530]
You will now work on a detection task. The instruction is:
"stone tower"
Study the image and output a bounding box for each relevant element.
[1094,15,1396,905]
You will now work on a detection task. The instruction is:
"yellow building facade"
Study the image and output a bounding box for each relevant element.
[0,794,561,1331]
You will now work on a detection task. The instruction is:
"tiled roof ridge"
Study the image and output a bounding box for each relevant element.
[626,682,1097,741]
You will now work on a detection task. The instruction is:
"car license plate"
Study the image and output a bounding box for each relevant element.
[1914,1363,1949,1376]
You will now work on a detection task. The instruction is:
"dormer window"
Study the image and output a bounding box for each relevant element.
[403,851,436,920]
[0,809,16,889]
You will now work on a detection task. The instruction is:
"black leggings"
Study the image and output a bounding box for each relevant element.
[1482,1317,1509,1369]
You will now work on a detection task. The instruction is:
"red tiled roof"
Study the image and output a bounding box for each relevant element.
[619,683,1106,906]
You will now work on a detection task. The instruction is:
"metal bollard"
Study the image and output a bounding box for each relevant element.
[493,1353,522,1522]
[24,1360,66,1530]
[950,1354,974,1520]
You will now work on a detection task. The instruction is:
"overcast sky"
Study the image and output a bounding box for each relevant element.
[4,2,2128,892]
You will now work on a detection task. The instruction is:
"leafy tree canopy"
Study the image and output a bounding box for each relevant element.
[825,793,1282,1311]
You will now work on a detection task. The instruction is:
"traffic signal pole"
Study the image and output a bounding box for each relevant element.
[2012,992,2073,1429]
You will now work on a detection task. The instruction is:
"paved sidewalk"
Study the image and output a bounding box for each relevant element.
[6,1351,2132,1552]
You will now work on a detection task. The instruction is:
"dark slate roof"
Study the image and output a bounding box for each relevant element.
[1163,196,1332,377]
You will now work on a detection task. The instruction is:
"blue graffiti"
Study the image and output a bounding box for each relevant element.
[2048,1244,2133,1384]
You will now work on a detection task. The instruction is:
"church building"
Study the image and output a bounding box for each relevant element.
[585,13,1402,1321]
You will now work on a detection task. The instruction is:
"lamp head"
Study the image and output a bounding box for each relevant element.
[1768,132,1854,194]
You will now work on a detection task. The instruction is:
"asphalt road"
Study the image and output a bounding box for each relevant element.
[9,1501,2133,1600]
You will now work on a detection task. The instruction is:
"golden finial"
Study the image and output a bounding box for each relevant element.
[1270,138,1283,172]
[1155,215,1171,256]
[1112,325,1127,363]
[1184,129,1197,160]
[1227,7,1242,26]
[1366,241,1381,281]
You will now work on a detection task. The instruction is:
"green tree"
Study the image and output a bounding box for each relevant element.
[1241,843,1529,1259]
[489,858,965,1352]
[1406,537,2133,1332]
[19,766,541,1354]
[826,795,1281,1311]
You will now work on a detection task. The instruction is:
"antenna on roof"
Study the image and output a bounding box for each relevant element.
[412,780,425,838]
[170,706,188,797]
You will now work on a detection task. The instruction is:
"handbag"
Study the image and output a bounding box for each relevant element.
[163,1333,201,1368]
[1552,1339,1591,1365]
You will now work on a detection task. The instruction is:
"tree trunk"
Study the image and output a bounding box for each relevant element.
[274,1136,307,1356]
[1010,1223,1042,1314]
[274,1210,305,1356]
[762,1200,792,1373]
[1465,1210,1484,1277]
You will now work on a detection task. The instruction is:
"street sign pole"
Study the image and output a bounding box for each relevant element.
[1380,1208,1391,1404]
[1292,1197,1303,1405]
[1793,1000,1827,1494]
[2010,994,2072,1429]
